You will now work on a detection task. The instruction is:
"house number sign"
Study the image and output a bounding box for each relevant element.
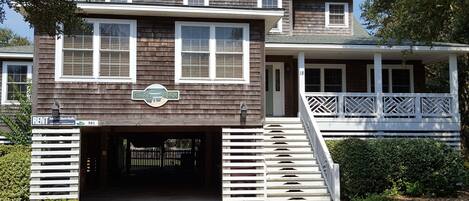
[131,84,180,108]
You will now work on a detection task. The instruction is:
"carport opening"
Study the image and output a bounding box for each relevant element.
[80,128,222,201]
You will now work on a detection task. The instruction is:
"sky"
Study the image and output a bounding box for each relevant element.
[0,0,366,42]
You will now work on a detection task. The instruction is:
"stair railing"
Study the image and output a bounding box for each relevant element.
[300,93,341,201]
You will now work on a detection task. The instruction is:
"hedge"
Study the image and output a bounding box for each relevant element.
[327,139,466,200]
[0,145,31,200]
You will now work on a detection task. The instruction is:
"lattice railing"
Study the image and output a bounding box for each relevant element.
[304,92,455,119]
[421,96,452,117]
[383,95,416,116]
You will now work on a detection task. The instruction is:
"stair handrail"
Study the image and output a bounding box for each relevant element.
[300,93,341,201]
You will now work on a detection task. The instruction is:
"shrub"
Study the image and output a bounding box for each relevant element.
[0,145,31,200]
[327,139,466,200]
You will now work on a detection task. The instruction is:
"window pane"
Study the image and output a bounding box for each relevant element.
[182,26,210,52]
[329,4,345,14]
[181,26,210,79]
[100,23,131,77]
[216,27,243,53]
[330,15,345,25]
[63,23,94,77]
[329,4,346,25]
[182,53,209,78]
[6,65,28,101]
[63,50,93,76]
[188,0,205,6]
[305,69,321,92]
[392,69,411,93]
[216,27,243,79]
[324,69,342,92]
[262,0,278,8]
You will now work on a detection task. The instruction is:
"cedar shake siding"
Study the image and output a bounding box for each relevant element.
[292,0,353,35]
[209,0,257,8]
[133,0,184,5]
[33,17,265,126]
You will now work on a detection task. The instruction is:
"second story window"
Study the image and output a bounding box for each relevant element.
[175,22,250,84]
[184,0,208,6]
[259,0,282,32]
[325,2,349,28]
[55,19,137,82]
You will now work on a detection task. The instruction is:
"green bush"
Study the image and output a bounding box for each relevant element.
[327,139,466,200]
[0,145,30,200]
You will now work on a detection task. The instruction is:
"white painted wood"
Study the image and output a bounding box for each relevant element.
[30,128,81,201]
[298,52,305,116]
[222,128,266,200]
[271,62,285,116]
[374,53,383,118]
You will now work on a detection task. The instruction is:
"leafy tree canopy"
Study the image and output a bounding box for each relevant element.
[0,0,85,36]
[362,0,469,44]
[0,28,30,47]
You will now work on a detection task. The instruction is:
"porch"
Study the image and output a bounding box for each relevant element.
[265,45,463,147]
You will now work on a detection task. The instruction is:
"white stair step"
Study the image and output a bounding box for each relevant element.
[266,135,308,140]
[268,174,323,180]
[265,118,301,124]
[268,197,331,201]
[267,166,320,172]
[267,188,329,194]
[264,124,304,130]
[265,129,307,135]
[266,153,315,158]
[265,147,313,153]
[265,141,310,146]
[267,182,327,189]
[266,160,317,166]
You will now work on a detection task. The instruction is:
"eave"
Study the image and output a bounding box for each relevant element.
[77,3,284,32]
[0,52,33,59]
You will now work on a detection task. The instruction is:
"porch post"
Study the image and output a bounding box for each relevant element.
[374,53,383,118]
[298,52,305,117]
[449,54,459,118]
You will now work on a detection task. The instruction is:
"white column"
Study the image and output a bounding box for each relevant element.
[449,54,459,118]
[374,53,383,118]
[298,52,305,117]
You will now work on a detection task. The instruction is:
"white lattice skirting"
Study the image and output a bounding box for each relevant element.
[222,128,266,201]
[30,128,81,200]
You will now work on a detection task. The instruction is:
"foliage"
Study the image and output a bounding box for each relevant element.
[0,28,30,47]
[351,194,393,201]
[361,0,469,154]
[0,84,32,145]
[0,145,30,200]
[0,0,86,36]
[327,139,467,200]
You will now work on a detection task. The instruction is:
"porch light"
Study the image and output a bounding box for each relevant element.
[52,100,60,120]
[240,102,248,124]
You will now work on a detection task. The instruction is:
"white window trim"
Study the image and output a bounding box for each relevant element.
[325,2,349,28]
[258,0,283,32]
[55,18,137,83]
[1,61,32,105]
[183,0,209,6]
[366,64,415,93]
[305,64,346,92]
[175,21,250,84]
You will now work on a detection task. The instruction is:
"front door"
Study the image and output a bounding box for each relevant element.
[266,63,285,117]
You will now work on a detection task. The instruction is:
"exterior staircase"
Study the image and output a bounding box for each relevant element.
[264,117,331,201]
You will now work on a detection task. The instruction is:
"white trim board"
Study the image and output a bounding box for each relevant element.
[265,43,469,53]
[257,0,283,33]
[183,0,209,6]
[1,61,32,105]
[174,21,250,84]
[325,2,349,28]
[55,18,137,83]
[0,53,33,59]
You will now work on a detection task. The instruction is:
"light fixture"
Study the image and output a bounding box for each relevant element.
[52,100,60,120]
[240,102,248,125]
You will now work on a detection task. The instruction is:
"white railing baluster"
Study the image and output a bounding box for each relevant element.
[338,94,345,118]
[415,94,422,119]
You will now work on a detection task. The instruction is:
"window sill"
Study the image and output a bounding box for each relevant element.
[55,76,136,83]
[325,24,349,28]
[176,78,249,84]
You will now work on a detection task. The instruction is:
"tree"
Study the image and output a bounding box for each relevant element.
[0,28,30,47]
[0,84,32,145]
[361,0,469,151]
[0,0,86,36]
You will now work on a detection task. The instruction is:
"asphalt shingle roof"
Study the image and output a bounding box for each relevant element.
[0,45,33,54]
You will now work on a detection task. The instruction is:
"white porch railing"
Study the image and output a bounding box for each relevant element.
[300,93,340,201]
[305,92,455,118]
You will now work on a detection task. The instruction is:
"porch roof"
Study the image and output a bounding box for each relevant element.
[0,45,33,59]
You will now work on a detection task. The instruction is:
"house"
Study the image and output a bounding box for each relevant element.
[27,0,469,201]
[0,45,33,144]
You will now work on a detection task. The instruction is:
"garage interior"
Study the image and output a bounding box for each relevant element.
[79,127,222,201]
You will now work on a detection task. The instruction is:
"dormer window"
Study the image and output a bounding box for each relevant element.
[325,2,349,28]
[184,0,209,6]
[259,0,283,32]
